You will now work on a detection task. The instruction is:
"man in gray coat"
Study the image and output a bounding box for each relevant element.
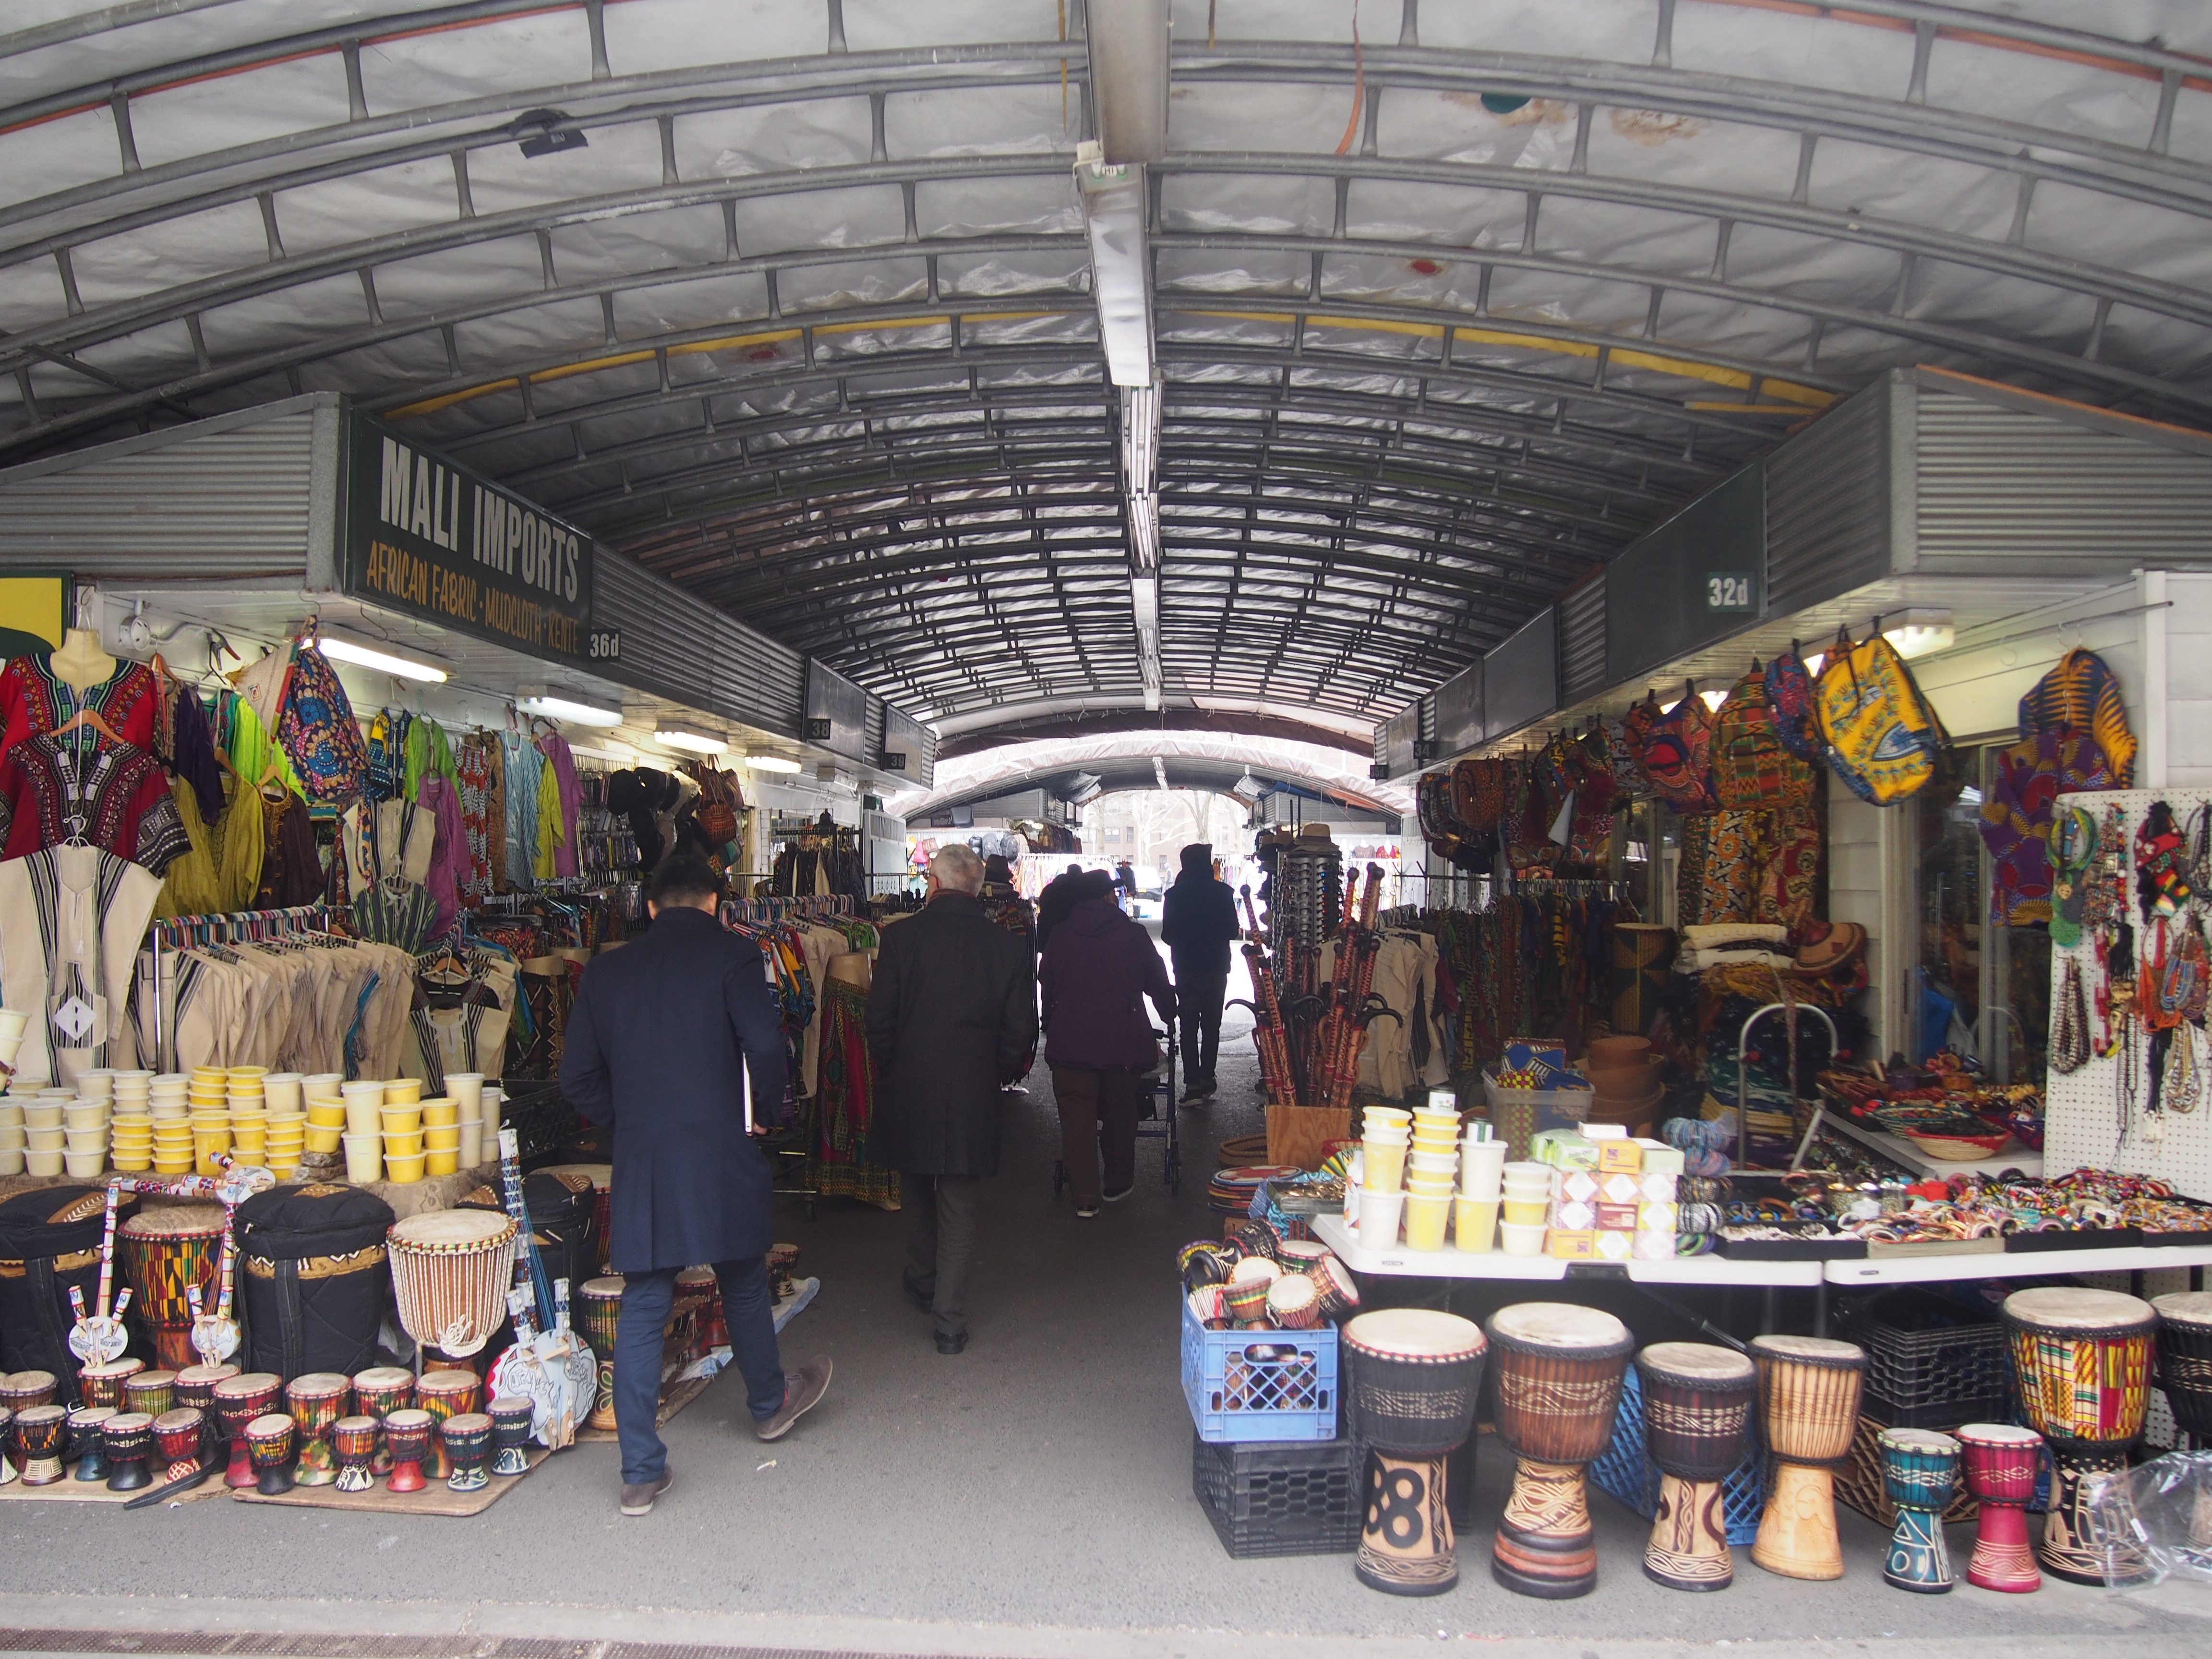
[868,844,1038,1353]
[562,854,832,1515]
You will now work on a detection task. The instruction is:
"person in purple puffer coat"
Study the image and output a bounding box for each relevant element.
[1039,873,1178,1217]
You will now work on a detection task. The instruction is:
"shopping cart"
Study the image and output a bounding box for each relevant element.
[1052,1024,1180,1199]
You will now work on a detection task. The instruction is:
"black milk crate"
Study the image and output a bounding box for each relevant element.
[1840,1287,2010,1429]
[1191,1431,1361,1559]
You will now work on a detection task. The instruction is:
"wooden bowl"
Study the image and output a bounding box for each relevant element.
[1900,1128,2010,1162]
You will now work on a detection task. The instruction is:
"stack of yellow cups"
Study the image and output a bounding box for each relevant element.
[303,1079,347,1156]
[262,1073,306,1177]
[380,1080,425,1183]
[339,1079,385,1183]
[188,1067,230,1175]
[1402,1104,1463,1251]
[420,1097,460,1177]
[151,1073,193,1174]
[1356,1106,1410,1249]
[108,1073,152,1173]
[227,1066,268,1164]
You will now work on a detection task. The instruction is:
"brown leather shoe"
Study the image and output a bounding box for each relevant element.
[753,1357,832,1442]
[620,1468,673,1516]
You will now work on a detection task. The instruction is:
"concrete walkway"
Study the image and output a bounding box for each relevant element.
[5,938,2210,1656]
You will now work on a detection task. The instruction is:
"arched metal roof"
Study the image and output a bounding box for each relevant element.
[4,1,2210,742]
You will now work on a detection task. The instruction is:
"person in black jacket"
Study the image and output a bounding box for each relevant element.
[1159,842,1241,1102]
[868,843,1038,1353]
[1033,862,1089,955]
[561,854,832,1516]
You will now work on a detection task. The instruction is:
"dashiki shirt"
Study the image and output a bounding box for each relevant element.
[0,656,160,761]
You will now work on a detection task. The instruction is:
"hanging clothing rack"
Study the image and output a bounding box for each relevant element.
[142,903,338,1072]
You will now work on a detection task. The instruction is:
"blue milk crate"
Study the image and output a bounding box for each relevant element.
[1588,1365,1769,1546]
[1181,1300,1340,1443]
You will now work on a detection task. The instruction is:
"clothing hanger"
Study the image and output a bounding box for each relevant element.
[50,704,123,747]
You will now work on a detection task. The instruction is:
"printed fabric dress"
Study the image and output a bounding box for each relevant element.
[807,977,902,1211]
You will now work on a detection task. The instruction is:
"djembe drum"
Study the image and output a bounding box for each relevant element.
[382,1408,433,1493]
[331,1416,379,1492]
[101,1410,154,1491]
[67,1406,114,1481]
[67,1406,115,1481]
[211,1371,281,1489]
[416,1368,481,1481]
[1957,1423,2044,1592]
[1342,1309,1489,1596]
[152,1408,205,1482]
[174,1363,238,1421]
[1635,1342,1758,1591]
[441,1411,493,1493]
[353,1366,415,1473]
[78,1358,141,1411]
[13,1403,65,1485]
[2004,1286,2156,1586]
[0,1370,56,1417]
[244,1411,295,1495]
[1878,1429,1960,1592]
[285,1372,351,1486]
[122,1369,176,1419]
[118,1207,226,1369]
[576,1276,624,1431]
[1748,1334,1865,1581]
[489,1396,533,1476]
[387,1211,518,1362]
[1487,1303,1634,1599]
[2152,1291,2212,1547]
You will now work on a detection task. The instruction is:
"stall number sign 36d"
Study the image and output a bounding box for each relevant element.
[586,630,622,661]
[1706,573,1755,613]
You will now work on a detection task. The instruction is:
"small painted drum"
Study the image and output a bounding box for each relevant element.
[331,1415,380,1492]
[173,1363,239,1418]
[121,1369,177,1419]
[1342,1308,1489,1597]
[101,1410,155,1491]
[381,1408,434,1494]
[284,1372,352,1487]
[1747,1334,1865,1583]
[575,1276,624,1431]
[1277,1239,1334,1272]
[1486,1303,1633,1600]
[386,1210,518,1360]
[488,1395,533,1476]
[77,1358,141,1411]
[243,1411,295,1495]
[1266,1274,1322,1331]
[1878,1429,1961,1594]
[118,1206,227,1370]
[441,1411,493,1493]
[672,1264,718,1356]
[766,1242,800,1303]
[416,1367,481,1480]
[0,1370,59,1417]
[13,1403,66,1485]
[152,1407,206,1480]
[1957,1423,2045,1593]
[210,1371,282,1489]
[2003,1287,2157,1586]
[353,1364,416,1474]
[537,1163,613,1274]
[1313,1255,1362,1323]
[2152,1290,2212,1443]
[1635,1342,1758,1593]
[66,1406,115,1482]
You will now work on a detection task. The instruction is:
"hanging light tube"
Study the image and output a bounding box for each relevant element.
[314,635,446,683]
[1122,377,1161,496]
[517,694,623,729]
[654,728,728,755]
[1077,146,1154,389]
[743,753,803,774]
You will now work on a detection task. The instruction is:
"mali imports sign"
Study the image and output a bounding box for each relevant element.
[343,413,615,666]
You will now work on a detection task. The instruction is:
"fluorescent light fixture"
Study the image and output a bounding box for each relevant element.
[518,694,623,729]
[653,728,727,755]
[1076,145,1154,389]
[1882,607,1955,660]
[1130,573,1159,632]
[1122,378,1161,496]
[1128,491,1161,575]
[743,753,802,774]
[314,635,446,683]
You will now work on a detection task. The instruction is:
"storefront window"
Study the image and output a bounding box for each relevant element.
[1911,743,2049,1083]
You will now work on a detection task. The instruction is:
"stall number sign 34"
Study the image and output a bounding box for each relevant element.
[586,630,623,661]
[1706,573,1755,613]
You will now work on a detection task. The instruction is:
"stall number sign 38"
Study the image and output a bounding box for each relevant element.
[586,630,623,661]
[1706,573,1755,613]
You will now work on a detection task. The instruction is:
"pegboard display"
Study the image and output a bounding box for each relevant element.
[2044,789,2212,1201]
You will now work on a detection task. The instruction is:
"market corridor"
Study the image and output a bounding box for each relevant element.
[0,965,2203,1656]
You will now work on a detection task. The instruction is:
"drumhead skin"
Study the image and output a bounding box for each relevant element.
[287,1372,350,1401]
[210,1372,281,1402]
[416,1370,480,1401]
[535,1163,612,1189]
[1749,1334,1865,1367]
[391,1209,517,1249]
[120,1207,225,1238]
[2003,1286,2154,1331]
[1879,1428,1959,1455]
[1638,1341,1755,1385]
[1489,1302,1630,1354]
[1955,1422,2041,1445]
[578,1276,625,1299]
[1228,1256,1281,1286]
[2152,1290,2212,1328]
[1344,1307,1486,1360]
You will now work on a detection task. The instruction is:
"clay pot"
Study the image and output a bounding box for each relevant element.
[1589,1034,1652,1067]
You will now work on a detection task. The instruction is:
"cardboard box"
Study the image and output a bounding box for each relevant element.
[1633,1229,1676,1261]
[1596,1140,1644,1174]
[1546,1228,1597,1260]
[1559,1170,1601,1203]
[1599,1172,1641,1205]
[1638,1171,1679,1204]
[1639,1201,1680,1234]
[1594,1228,1633,1262]
[1638,1144,1686,1179]
[1551,1200,1598,1232]
[1595,1202,1639,1231]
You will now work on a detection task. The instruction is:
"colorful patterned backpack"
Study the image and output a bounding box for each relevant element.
[2019,647,2136,786]
[1638,685,1719,816]
[1710,663,1815,809]
[277,634,371,804]
[1815,627,1948,805]
[1763,647,1825,764]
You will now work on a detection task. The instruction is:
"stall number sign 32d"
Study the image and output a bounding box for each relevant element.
[1706,573,1755,613]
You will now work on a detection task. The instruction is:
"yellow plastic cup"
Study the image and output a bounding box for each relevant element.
[424,1149,459,1178]
[423,1125,461,1151]
[384,1152,427,1184]
[378,1106,422,1135]
[305,1125,344,1154]
[419,1099,458,1127]
[1360,1139,1407,1193]
[382,1130,424,1159]
[1455,1198,1499,1253]
[1502,1198,1550,1227]
[1402,1191,1452,1252]
[341,1134,382,1184]
[382,1080,422,1106]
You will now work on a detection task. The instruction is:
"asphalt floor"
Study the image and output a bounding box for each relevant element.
[3,935,2210,1656]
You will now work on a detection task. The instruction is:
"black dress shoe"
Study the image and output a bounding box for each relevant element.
[935,1331,968,1355]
